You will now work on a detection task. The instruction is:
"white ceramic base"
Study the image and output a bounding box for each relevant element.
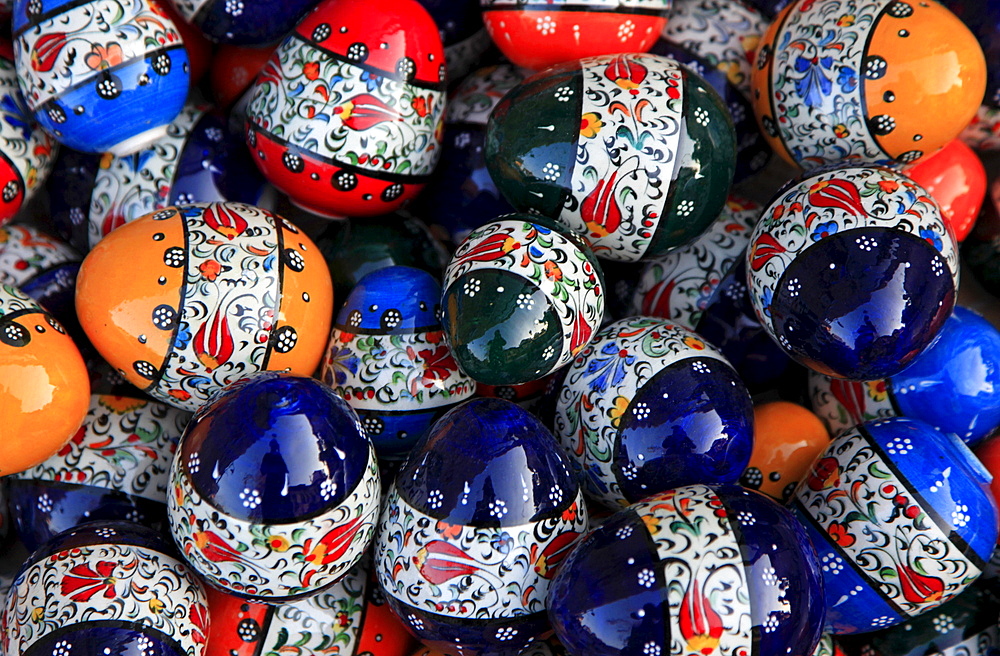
[107,125,169,157]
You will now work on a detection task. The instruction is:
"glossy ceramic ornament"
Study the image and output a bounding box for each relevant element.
[321,266,476,461]
[48,149,101,253]
[549,483,825,656]
[487,53,736,262]
[962,176,1000,297]
[375,397,588,656]
[160,0,211,84]
[0,283,90,476]
[245,0,446,218]
[167,0,316,45]
[418,0,490,81]
[210,43,275,111]
[751,0,986,170]
[791,417,998,634]
[0,223,81,324]
[8,393,190,551]
[902,139,985,243]
[808,306,1000,445]
[75,202,333,412]
[12,0,191,155]
[169,373,381,601]
[441,215,605,386]
[1,521,209,656]
[747,165,959,380]
[480,0,671,71]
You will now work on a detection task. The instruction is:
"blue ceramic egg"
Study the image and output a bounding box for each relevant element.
[375,397,588,656]
[0,223,81,326]
[548,484,825,656]
[417,0,490,80]
[321,266,476,462]
[167,0,317,45]
[47,149,101,253]
[791,417,998,634]
[168,372,381,602]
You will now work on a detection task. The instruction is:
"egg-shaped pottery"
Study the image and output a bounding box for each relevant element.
[210,43,275,111]
[417,0,490,81]
[167,0,317,46]
[0,223,81,325]
[902,139,985,242]
[962,105,1000,152]
[48,148,101,253]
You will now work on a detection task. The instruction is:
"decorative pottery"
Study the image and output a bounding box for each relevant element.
[962,176,1000,297]
[790,417,998,634]
[961,105,1000,152]
[440,214,605,386]
[554,316,754,507]
[12,0,191,155]
[808,306,1000,445]
[476,374,557,417]
[902,139,985,242]
[375,397,588,656]
[48,148,101,253]
[167,0,317,45]
[417,0,491,80]
[548,484,825,656]
[160,0,212,84]
[8,393,190,551]
[245,0,446,218]
[747,165,959,380]
[168,373,381,602]
[486,53,736,262]
[210,43,276,111]
[75,202,333,412]
[1,521,209,656]
[751,0,987,170]
[480,0,671,71]
[0,283,89,476]
[0,223,81,326]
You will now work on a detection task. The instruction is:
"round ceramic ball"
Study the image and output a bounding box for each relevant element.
[739,401,830,502]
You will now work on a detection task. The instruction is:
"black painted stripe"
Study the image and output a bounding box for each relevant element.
[262,210,285,369]
[859,4,893,160]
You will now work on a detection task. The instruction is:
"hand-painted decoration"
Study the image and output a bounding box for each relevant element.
[0,223,81,325]
[167,0,318,45]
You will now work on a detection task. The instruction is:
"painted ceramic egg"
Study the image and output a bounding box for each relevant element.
[321,266,476,462]
[169,373,381,601]
[751,0,986,170]
[375,397,588,656]
[480,0,671,70]
[48,149,101,253]
[747,165,959,380]
[961,105,1000,152]
[13,0,190,155]
[808,306,1000,445]
[75,202,333,412]
[166,0,316,45]
[245,0,445,219]
[476,374,557,417]
[418,0,490,81]
[487,53,736,262]
[0,283,89,476]
[8,393,190,551]
[0,223,81,325]
[554,316,754,507]
[791,417,998,634]
[160,0,212,84]
[903,139,985,242]
[441,215,605,386]
[1,521,209,656]
[549,484,825,656]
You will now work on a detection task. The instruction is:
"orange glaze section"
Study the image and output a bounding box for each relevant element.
[75,210,185,391]
[0,312,90,475]
[745,400,830,501]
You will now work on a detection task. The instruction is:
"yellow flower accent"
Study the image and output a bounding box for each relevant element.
[640,513,660,534]
[31,607,44,622]
[148,598,165,613]
[866,380,888,402]
[682,335,705,351]
[837,14,856,26]
[99,152,115,169]
[268,534,291,552]
[98,395,148,415]
[580,112,604,138]
[609,395,630,429]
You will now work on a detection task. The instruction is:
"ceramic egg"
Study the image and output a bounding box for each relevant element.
[961,105,1000,152]
[791,417,998,634]
[160,0,212,84]
[441,214,605,386]
[166,0,316,45]
[417,0,490,81]
[321,266,476,462]
[75,202,333,412]
[48,149,101,253]
[8,393,190,551]
[210,43,275,111]
[375,398,588,656]
[808,306,1000,444]
[169,373,381,601]
[549,484,825,656]
[902,139,985,242]
[554,316,754,507]
[0,223,81,325]
[747,165,959,380]
[1,521,209,656]
[245,0,445,218]
[487,53,736,262]
[13,0,191,155]
[0,283,90,476]
[476,374,557,417]
[962,176,1000,297]
[751,0,986,170]
[739,401,830,502]
[480,0,671,70]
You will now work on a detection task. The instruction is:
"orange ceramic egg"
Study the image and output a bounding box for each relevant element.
[75,202,333,412]
[739,400,830,501]
[903,138,986,242]
[0,283,89,476]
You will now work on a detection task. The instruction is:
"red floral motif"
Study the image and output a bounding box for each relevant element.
[30,32,68,73]
[414,540,481,585]
[194,305,234,372]
[61,561,117,602]
[410,346,457,395]
[190,602,209,645]
[335,94,403,131]
[302,515,365,567]
[897,563,944,604]
[604,55,647,95]
[827,521,855,547]
[680,578,724,656]
[569,311,593,356]
[582,169,624,239]
[829,378,866,424]
[807,179,866,219]
[749,233,786,271]
[84,42,124,71]
[531,530,581,579]
[455,232,521,266]
[806,457,840,491]
[203,204,249,240]
[193,530,245,564]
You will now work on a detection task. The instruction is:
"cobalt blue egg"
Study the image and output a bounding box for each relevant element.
[166,0,318,45]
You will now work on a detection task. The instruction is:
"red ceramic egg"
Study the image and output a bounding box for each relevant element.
[903,138,986,242]
[211,43,275,110]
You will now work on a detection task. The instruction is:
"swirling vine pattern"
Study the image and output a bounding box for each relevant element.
[447,64,528,126]
[0,58,55,203]
[0,225,78,287]
[808,370,895,436]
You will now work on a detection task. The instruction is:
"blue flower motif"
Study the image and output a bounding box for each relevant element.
[920,229,943,251]
[836,66,857,93]
[360,70,381,92]
[490,532,513,554]
[811,221,839,241]
[326,344,360,385]
[584,341,635,393]
[762,287,773,317]
[173,322,192,349]
[794,55,834,108]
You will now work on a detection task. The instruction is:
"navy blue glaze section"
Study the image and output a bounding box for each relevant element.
[193,0,318,45]
[182,373,370,524]
[356,407,445,462]
[30,520,177,559]
[384,600,544,656]
[47,149,100,253]
[770,227,955,380]
[335,265,441,332]
[24,622,186,656]
[20,263,80,331]
[416,0,483,44]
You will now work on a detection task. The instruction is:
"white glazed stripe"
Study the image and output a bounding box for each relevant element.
[446,64,528,126]
[808,371,896,436]
[0,60,55,194]
[0,226,78,287]
[0,282,40,315]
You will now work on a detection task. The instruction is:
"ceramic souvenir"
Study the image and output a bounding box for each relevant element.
[554,316,754,507]
[487,53,736,262]
[169,373,380,601]
[902,139,985,243]
[476,374,557,417]
[48,149,101,253]
[941,1,1000,109]
[791,417,998,634]
[418,0,491,81]
[167,0,316,45]
[0,283,89,476]
[480,0,671,70]
[751,0,986,170]
[441,214,605,386]
[12,0,191,155]
[321,266,476,462]
[1,521,209,656]
[160,0,212,84]
[748,165,959,380]
[75,202,333,412]
[245,0,446,218]
[0,223,81,325]
[808,307,1000,445]
[375,398,588,656]
[961,105,1000,152]
[8,393,190,551]
[962,176,1000,297]
[548,484,825,656]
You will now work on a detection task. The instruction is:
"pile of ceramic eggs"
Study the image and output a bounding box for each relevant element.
[2,0,1000,655]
